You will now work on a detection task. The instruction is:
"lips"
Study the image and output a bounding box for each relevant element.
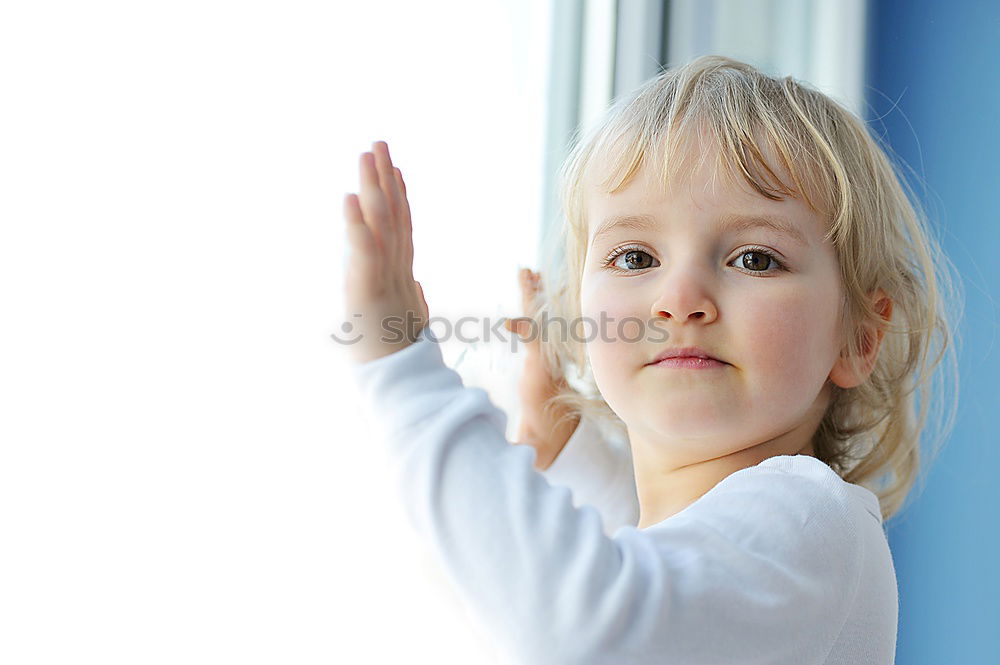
[647,346,727,366]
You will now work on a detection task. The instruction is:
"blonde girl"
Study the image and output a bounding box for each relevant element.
[341,55,962,664]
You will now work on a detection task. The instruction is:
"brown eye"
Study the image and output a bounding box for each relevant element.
[731,247,786,275]
[604,246,659,272]
[741,251,772,271]
[621,250,654,270]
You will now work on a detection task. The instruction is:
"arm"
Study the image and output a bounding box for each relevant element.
[348,329,863,665]
[537,416,639,537]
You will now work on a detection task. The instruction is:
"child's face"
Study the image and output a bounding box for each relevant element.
[580,150,844,464]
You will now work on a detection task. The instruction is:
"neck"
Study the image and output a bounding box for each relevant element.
[630,432,816,529]
[628,386,830,529]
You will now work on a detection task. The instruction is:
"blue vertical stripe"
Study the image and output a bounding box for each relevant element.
[866,1,1000,662]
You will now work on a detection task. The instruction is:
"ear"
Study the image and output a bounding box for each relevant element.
[829,288,893,389]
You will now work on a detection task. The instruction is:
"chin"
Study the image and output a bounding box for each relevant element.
[628,408,736,440]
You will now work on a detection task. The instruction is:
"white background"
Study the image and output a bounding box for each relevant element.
[0,1,552,662]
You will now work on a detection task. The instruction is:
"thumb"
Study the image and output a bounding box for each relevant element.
[505,317,542,357]
[503,317,534,338]
[518,268,542,315]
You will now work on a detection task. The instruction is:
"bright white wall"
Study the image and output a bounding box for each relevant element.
[1,1,552,663]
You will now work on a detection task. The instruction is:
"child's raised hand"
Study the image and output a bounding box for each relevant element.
[505,268,580,470]
[342,141,429,364]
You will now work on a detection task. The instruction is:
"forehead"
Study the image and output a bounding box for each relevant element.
[583,151,824,250]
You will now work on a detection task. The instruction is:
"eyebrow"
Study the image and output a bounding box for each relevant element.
[590,212,809,248]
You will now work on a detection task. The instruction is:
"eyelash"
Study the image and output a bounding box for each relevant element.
[601,243,787,276]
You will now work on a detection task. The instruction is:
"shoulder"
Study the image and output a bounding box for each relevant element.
[701,454,860,518]
[604,455,870,658]
[675,455,865,573]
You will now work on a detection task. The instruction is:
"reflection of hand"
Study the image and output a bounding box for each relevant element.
[342,141,429,364]
[504,268,580,471]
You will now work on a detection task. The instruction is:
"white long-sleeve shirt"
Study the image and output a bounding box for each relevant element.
[537,413,639,537]
[349,326,898,664]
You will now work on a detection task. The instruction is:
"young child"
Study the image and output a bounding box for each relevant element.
[341,55,960,664]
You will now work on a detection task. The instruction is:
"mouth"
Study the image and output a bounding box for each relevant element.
[645,346,730,369]
[646,356,729,370]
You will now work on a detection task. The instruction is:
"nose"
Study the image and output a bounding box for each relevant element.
[650,271,719,324]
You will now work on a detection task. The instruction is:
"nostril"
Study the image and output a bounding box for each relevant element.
[657,311,708,320]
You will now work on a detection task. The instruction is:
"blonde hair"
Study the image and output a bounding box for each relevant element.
[535,55,962,522]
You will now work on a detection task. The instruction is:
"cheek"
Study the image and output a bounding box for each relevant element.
[580,272,652,320]
[579,273,647,353]
[734,287,839,391]
[579,274,650,406]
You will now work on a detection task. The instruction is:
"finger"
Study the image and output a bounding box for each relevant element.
[358,151,395,254]
[415,280,428,320]
[519,268,541,291]
[343,193,374,246]
[392,167,411,229]
[373,142,407,274]
[397,166,407,196]
[393,166,414,271]
[519,268,542,315]
[503,317,528,335]
[516,319,536,343]
[505,316,540,355]
[343,193,376,288]
[372,141,402,221]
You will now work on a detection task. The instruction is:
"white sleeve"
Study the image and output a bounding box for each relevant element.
[349,328,864,665]
[538,416,639,537]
